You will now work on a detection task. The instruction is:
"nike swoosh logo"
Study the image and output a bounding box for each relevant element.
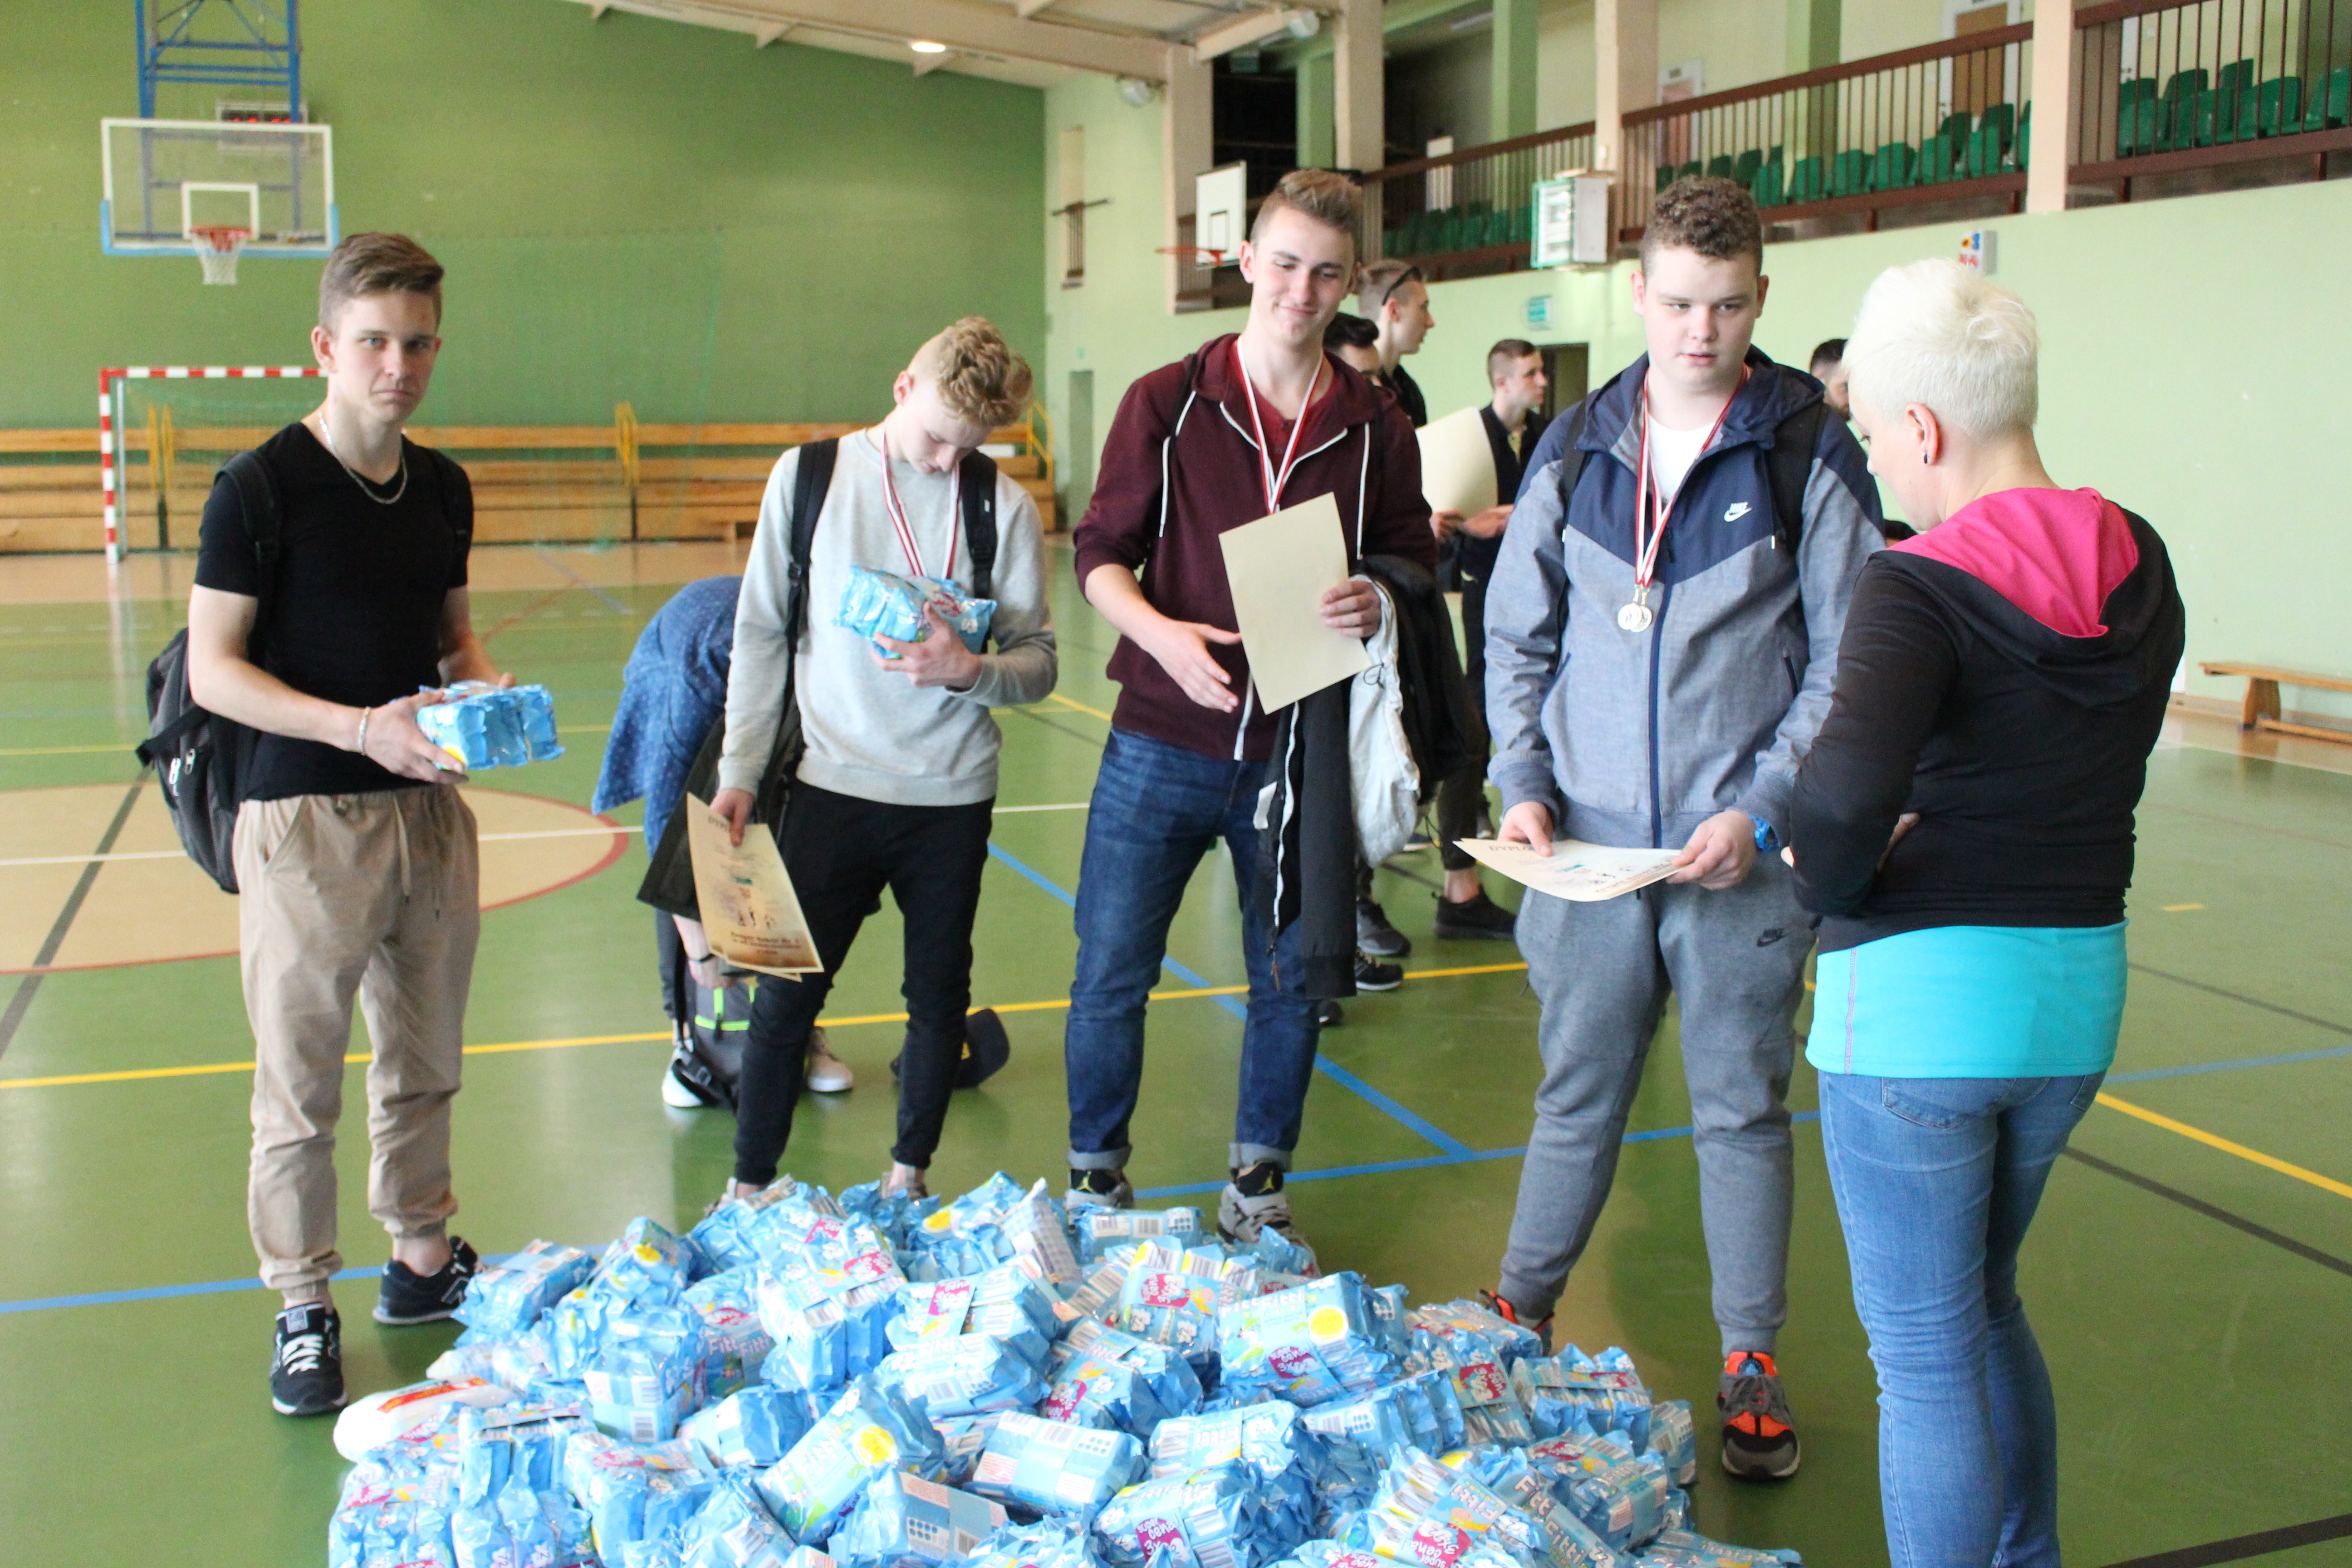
[1724,502,1753,522]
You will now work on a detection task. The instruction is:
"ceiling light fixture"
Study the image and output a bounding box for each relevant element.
[909,38,949,52]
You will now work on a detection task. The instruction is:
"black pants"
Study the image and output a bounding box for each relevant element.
[734,781,994,1184]
[655,909,688,1022]
[1434,573,1492,874]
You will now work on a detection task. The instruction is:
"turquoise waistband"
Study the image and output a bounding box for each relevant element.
[1807,923,2128,1079]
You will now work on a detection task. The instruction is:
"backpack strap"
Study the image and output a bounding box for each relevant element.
[1765,400,1829,556]
[219,449,284,649]
[1550,394,1597,521]
[956,451,1000,603]
[785,437,838,650]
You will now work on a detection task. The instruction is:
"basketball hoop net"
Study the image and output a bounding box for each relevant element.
[189,225,252,286]
[1155,244,1230,268]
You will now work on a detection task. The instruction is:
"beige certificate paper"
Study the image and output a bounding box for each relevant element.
[1416,406,1498,517]
[1454,836,1682,902]
[1218,492,1372,712]
[686,797,823,976]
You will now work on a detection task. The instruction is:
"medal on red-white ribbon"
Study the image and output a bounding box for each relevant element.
[1235,340,1326,515]
[1622,367,1746,633]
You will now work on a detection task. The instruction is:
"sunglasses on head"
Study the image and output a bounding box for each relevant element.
[1377,266,1425,309]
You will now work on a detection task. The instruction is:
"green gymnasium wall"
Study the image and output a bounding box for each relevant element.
[0,0,1044,430]
[1042,77,2352,710]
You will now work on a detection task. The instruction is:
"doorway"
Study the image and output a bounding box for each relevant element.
[1537,343,1590,425]
[1065,369,1096,528]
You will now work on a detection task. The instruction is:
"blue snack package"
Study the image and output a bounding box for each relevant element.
[1073,1207,1204,1267]
[561,1430,709,1558]
[681,1469,798,1568]
[885,1267,1059,1367]
[756,1228,909,1393]
[688,1271,779,1401]
[584,1305,708,1443]
[1642,1403,1693,1488]
[1092,1462,1288,1568]
[1300,1371,1467,1472]
[1217,1274,1402,1407]
[968,1412,1144,1515]
[1523,1435,1675,1554]
[1408,1332,1534,1449]
[1450,1448,1627,1568]
[459,1242,597,1338]
[1110,1243,1258,1364]
[836,566,995,656]
[874,1333,1049,1420]
[831,1470,1009,1568]
[1630,1532,1801,1568]
[963,1519,1107,1568]
[680,1384,816,1469]
[1048,1318,1204,1431]
[1509,1348,1652,1449]
[416,681,564,772]
[1406,1303,1544,1371]
[933,1413,1005,1486]
[1341,1449,1555,1568]
[755,1374,948,1543]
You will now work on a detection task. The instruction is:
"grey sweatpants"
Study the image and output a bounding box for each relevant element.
[1499,855,1810,1354]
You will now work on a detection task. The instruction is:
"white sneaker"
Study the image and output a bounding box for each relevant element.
[1218,1161,1317,1268]
[660,1064,703,1109]
[805,1028,853,1093]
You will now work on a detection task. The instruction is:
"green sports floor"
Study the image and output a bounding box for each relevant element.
[2,542,2348,1568]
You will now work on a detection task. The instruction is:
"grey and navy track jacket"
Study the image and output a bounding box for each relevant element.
[1485,349,1884,851]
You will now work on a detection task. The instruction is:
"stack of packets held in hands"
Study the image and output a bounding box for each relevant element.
[837,566,996,655]
[328,1171,1804,1568]
[416,680,564,772]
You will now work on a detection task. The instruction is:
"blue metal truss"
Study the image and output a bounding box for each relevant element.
[135,0,301,119]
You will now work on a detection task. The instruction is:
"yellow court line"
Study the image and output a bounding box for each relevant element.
[0,964,1528,1091]
[1047,692,1114,721]
[2097,1091,2352,1200]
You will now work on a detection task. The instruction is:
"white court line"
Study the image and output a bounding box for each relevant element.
[0,824,641,869]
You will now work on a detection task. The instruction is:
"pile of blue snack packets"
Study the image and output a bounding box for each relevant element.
[330,1172,1804,1568]
[417,681,564,772]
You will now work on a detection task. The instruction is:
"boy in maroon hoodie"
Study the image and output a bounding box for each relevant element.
[1061,170,1436,1247]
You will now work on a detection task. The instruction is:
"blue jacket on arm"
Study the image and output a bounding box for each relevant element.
[593,575,741,852]
[1484,350,1883,850]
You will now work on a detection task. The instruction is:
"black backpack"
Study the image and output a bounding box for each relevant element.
[136,442,474,895]
[634,436,1000,918]
[1553,392,1827,558]
[135,451,281,895]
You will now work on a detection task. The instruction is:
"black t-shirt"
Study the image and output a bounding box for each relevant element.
[194,421,472,800]
[1381,363,1429,429]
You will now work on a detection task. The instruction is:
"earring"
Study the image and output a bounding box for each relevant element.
[1920,450,1929,465]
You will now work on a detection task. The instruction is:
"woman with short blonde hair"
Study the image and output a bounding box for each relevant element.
[1788,260,2185,1568]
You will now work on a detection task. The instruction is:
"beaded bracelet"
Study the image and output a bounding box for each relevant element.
[354,706,373,756]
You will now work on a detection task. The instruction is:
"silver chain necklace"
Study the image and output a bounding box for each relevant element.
[314,416,409,505]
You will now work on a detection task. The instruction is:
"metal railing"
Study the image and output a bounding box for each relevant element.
[2070,0,2352,191]
[1363,122,1596,274]
[1620,24,2034,237]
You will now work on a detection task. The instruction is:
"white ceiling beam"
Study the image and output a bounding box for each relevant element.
[912,46,954,71]
[1192,7,1318,60]
[556,0,1167,79]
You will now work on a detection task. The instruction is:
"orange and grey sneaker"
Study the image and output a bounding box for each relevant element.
[1718,1351,1801,1480]
[1477,1289,1553,1355]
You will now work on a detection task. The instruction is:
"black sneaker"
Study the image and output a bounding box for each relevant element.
[1354,952,1403,991]
[1434,889,1519,942]
[1355,898,1411,958]
[1314,999,1345,1028]
[1065,1166,1134,1210]
[1218,1160,1314,1266]
[1719,1351,1803,1480]
[271,1301,346,1417]
[374,1236,481,1326]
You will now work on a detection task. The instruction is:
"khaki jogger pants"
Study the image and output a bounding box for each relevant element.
[235,785,480,1298]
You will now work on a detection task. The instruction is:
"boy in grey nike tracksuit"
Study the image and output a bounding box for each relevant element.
[1481,178,1882,1480]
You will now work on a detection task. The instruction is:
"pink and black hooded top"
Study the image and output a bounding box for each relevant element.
[1787,486,2187,951]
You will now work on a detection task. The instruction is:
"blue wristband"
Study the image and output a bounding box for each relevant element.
[1752,819,1781,852]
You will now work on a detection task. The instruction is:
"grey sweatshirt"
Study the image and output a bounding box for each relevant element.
[720,431,1057,807]
[1485,352,1883,849]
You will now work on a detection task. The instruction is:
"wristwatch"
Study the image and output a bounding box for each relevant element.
[1752,819,1782,853]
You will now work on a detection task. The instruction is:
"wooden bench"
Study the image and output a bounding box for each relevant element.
[2200,661,2352,745]
[0,407,1059,551]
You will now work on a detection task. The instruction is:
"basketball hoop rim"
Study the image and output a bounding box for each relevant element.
[187,225,255,253]
[1154,244,1231,265]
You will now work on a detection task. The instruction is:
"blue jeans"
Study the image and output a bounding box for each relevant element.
[1064,728,1321,1171]
[1818,1070,2106,1568]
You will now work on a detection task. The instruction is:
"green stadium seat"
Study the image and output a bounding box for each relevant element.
[2013,103,2031,169]
[1829,148,1867,196]
[1679,161,1705,182]
[1936,109,1974,147]
[1705,154,1734,178]
[2219,58,2257,93]
[2258,77,2303,136]
[1436,211,1463,252]
[1978,103,2016,160]
[1868,142,1916,191]
[2305,65,2351,129]
[1511,204,1534,244]
[1964,119,2004,177]
[1750,158,1785,206]
[1920,129,1961,181]
[1789,156,1826,202]
[1656,165,1676,194]
[2117,78,2160,155]
[1732,148,1763,184]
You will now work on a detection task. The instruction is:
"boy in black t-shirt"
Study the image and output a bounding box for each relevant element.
[187,233,505,1417]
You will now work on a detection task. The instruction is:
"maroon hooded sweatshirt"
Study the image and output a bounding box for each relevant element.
[1072,333,1437,764]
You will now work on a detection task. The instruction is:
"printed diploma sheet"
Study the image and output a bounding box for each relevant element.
[1454,836,1683,902]
[1217,492,1373,712]
[686,797,824,976]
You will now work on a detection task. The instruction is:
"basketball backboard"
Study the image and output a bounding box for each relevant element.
[1194,163,1248,261]
[100,117,337,258]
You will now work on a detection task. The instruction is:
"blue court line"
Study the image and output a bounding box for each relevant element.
[0,1256,521,1318]
[986,841,1472,1155]
[2106,1042,2352,1085]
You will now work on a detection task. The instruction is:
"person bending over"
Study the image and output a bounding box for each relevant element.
[1789,260,2182,1568]
[1062,169,1435,1245]
[1481,178,1883,1480]
[712,318,1054,1203]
